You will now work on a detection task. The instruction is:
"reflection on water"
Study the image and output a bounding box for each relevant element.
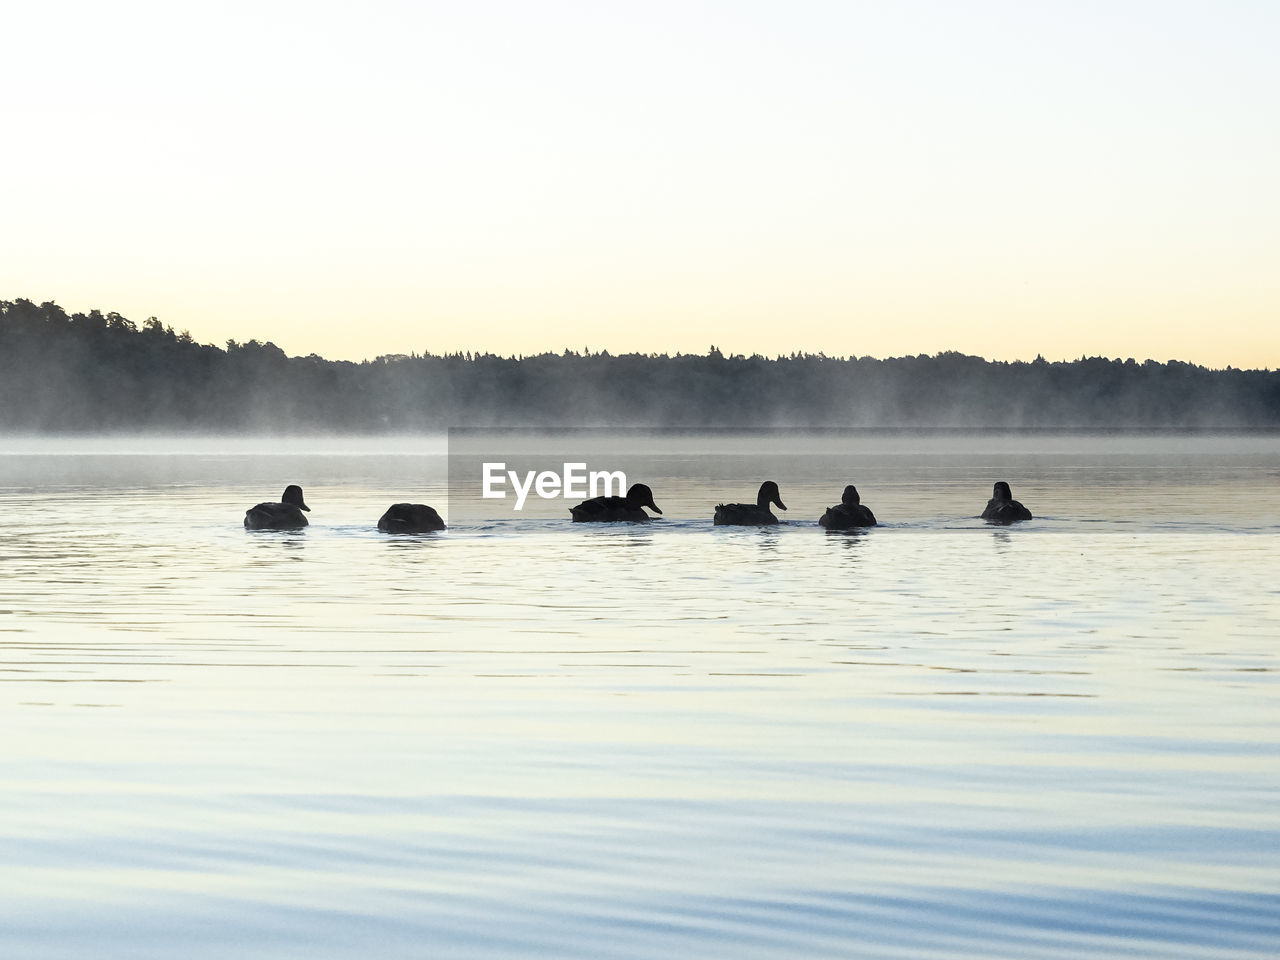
[0,434,1278,959]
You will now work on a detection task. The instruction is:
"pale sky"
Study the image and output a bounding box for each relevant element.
[4,1,1277,367]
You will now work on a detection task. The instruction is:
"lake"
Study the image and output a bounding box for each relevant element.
[2,431,1278,959]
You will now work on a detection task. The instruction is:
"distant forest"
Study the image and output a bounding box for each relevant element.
[2,299,1278,431]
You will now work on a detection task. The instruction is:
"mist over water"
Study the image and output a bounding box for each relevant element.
[6,302,1280,431]
[2,431,1278,959]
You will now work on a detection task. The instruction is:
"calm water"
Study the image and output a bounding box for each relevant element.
[2,432,1278,959]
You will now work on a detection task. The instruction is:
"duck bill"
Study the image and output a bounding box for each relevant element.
[300,503,311,511]
[648,501,663,514]
[774,498,787,511]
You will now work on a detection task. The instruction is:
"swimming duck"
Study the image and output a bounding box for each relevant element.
[714,481,787,526]
[570,483,662,523]
[378,503,446,533]
[819,485,877,529]
[244,484,310,530]
[981,481,1032,524]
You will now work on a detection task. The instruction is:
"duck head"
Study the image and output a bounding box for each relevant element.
[625,482,662,514]
[841,485,860,506]
[282,485,311,511]
[992,481,1012,502]
[756,480,786,511]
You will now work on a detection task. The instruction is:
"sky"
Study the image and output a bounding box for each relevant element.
[3,1,1277,367]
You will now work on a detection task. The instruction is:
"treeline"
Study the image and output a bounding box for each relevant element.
[2,298,1278,431]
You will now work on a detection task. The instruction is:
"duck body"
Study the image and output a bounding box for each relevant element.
[819,485,877,529]
[570,497,650,523]
[378,503,446,533]
[570,483,662,523]
[714,481,787,526]
[715,503,780,525]
[981,481,1032,525]
[245,485,310,530]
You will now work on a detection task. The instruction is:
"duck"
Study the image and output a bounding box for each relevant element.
[981,481,1033,524]
[244,484,310,530]
[570,483,662,523]
[378,503,446,533]
[819,485,877,529]
[714,481,787,526]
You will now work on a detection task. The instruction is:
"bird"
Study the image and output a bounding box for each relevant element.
[569,483,662,522]
[714,481,787,525]
[244,485,310,530]
[819,485,877,529]
[378,502,446,533]
[981,481,1033,524]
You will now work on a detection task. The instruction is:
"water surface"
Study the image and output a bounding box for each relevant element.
[2,432,1278,958]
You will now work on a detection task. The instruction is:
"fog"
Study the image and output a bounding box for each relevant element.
[4,299,1279,433]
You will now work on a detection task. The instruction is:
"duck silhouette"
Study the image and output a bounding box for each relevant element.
[244,485,310,530]
[378,503,446,533]
[570,483,662,523]
[714,481,787,526]
[981,481,1033,524]
[819,485,877,529]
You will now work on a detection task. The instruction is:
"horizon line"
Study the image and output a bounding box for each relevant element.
[3,298,1275,374]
